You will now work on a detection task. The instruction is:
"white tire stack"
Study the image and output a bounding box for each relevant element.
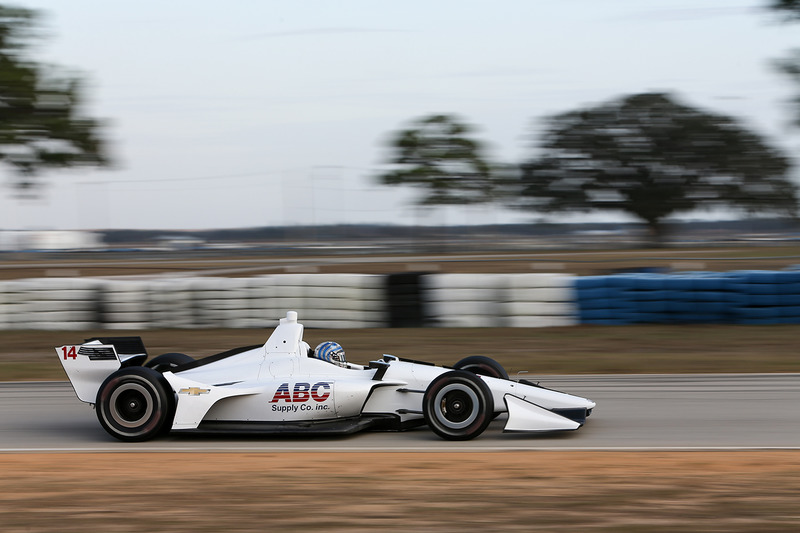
[425,273,506,327]
[149,277,196,328]
[99,279,153,330]
[501,273,578,327]
[270,274,386,328]
[1,278,102,330]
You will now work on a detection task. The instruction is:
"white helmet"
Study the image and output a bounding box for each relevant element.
[314,341,346,367]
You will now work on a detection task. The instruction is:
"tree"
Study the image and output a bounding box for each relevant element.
[768,0,800,20]
[0,5,109,196]
[377,114,498,207]
[768,1,800,126]
[774,50,800,128]
[518,93,797,244]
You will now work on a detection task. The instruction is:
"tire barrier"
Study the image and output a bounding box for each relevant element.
[268,274,386,329]
[4,269,800,330]
[0,275,384,331]
[422,273,578,328]
[574,269,800,325]
[385,272,429,327]
[189,276,271,329]
[728,270,800,325]
[574,275,635,325]
[148,277,196,329]
[662,272,735,324]
[98,279,152,330]
[0,278,102,331]
[503,273,578,328]
[425,274,506,327]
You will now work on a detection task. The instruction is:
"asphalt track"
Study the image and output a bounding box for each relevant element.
[1,374,798,453]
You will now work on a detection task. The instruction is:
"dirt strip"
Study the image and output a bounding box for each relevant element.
[1,451,798,532]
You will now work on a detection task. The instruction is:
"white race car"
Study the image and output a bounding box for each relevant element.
[56,311,596,442]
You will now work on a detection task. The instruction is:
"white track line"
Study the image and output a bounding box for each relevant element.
[2,446,800,454]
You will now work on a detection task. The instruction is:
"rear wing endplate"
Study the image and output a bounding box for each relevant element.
[55,337,147,403]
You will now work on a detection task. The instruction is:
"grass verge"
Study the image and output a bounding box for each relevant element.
[4,324,800,381]
[1,451,799,532]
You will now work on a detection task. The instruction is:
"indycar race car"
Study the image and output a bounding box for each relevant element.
[56,311,595,442]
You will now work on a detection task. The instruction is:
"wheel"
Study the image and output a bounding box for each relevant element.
[96,366,175,442]
[453,355,509,380]
[423,370,494,441]
[145,352,194,372]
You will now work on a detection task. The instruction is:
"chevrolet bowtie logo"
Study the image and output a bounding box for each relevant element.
[179,387,210,396]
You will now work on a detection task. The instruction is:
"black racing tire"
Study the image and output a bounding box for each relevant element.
[96,366,175,442]
[144,352,194,372]
[423,370,494,441]
[453,355,509,380]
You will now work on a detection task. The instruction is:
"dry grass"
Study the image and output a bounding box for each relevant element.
[1,451,798,532]
[2,243,800,279]
[5,323,800,381]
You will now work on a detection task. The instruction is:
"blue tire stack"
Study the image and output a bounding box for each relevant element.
[574,275,636,325]
[729,270,800,324]
[574,269,800,325]
[664,273,733,324]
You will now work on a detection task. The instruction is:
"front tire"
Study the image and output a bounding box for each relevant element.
[423,370,494,441]
[96,366,174,442]
[453,355,509,380]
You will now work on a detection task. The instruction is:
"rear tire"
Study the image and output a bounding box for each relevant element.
[96,366,174,442]
[423,370,494,441]
[453,355,508,380]
[145,352,194,372]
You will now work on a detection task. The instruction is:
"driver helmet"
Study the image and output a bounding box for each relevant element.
[314,341,346,367]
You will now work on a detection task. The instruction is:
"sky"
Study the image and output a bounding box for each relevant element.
[3,0,799,230]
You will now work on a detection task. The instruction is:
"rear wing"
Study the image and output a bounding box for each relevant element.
[56,337,148,403]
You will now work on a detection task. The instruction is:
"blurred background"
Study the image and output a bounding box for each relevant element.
[1,0,799,234]
[2,0,800,335]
